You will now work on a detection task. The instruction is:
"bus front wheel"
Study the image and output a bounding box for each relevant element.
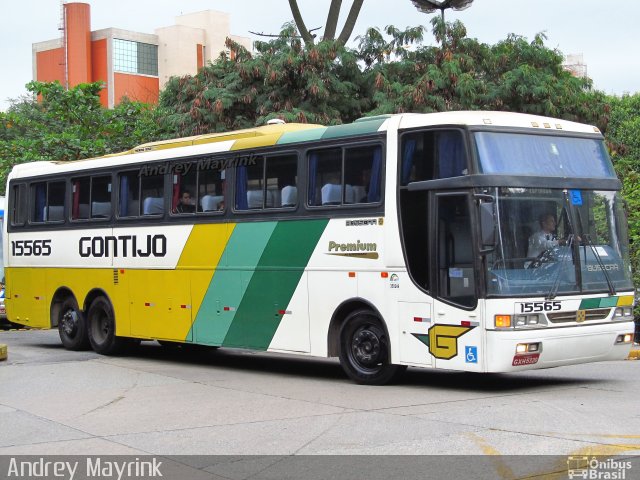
[87,296,125,355]
[338,310,406,385]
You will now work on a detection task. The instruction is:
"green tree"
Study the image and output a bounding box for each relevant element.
[605,94,640,290]
[0,81,167,194]
[160,28,368,136]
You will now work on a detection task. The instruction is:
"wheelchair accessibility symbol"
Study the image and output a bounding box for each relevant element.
[465,346,478,364]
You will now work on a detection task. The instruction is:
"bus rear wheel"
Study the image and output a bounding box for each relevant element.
[87,296,125,355]
[58,297,90,351]
[338,310,406,385]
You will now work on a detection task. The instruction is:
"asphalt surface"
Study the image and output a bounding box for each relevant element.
[1,328,639,460]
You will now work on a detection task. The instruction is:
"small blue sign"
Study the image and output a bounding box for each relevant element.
[465,346,478,364]
[569,190,583,206]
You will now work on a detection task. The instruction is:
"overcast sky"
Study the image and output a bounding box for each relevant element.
[1,0,638,111]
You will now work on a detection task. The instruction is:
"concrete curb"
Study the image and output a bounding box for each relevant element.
[0,344,7,361]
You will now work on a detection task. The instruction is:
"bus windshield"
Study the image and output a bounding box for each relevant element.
[475,132,616,178]
[486,188,633,297]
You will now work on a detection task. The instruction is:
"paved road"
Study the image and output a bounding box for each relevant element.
[1,328,639,460]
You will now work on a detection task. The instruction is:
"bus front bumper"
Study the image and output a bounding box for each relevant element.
[485,321,635,372]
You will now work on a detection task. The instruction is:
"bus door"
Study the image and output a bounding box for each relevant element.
[431,192,483,371]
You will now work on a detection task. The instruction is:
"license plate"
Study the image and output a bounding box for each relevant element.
[512,353,540,366]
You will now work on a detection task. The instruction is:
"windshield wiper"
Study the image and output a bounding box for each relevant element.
[546,234,574,300]
[582,234,616,296]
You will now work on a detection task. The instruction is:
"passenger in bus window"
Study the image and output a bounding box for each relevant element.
[175,190,195,214]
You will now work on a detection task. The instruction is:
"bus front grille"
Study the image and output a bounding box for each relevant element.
[547,308,611,323]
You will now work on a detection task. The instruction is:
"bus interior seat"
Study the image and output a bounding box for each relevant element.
[321,183,341,205]
[77,204,90,219]
[201,195,223,211]
[126,200,139,217]
[344,184,356,204]
[247,190,263,209]
[142,197,164,215]
[268,188,280,208]
[351,185,366,203]
[91,201,111,218]
[44,205,64,222]
[281,185,297,207]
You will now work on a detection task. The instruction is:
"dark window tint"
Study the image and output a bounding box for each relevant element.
[235,154,297,211]
[31,181,65,223]
[10,184,26,226]
[118,169,164,217]
[401,130,467,185]
[308,145,382,206]
[71,175,112,220]
[436,194,476,308]
[171,164,197,215]
[118,171,141,217]
[197,162,226,213]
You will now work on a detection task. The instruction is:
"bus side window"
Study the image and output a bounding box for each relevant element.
[141,170,164,216]
[235,154,297,211]
[71,177,91,220]
[198,164,225,213]
[308,148,341,207]
[118,171,140,217]
[401,130,467,185]
[10,184,26,226]
[309,145,383,207]
[236,156,264,210]
[171,162,197,215]
[265,154,297,209]
[90,176,112,219]
[31,181,65,223]
[344,145,382,204]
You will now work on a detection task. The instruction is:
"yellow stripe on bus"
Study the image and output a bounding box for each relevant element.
[177,223,236,318]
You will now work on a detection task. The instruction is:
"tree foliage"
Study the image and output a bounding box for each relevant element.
[160,19,611,134]
[0,81,168,193]
[606,94,640,289]
[160,29,368,136]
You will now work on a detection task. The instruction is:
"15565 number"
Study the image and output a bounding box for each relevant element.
[11,240,52,256]
[519,301,561,313]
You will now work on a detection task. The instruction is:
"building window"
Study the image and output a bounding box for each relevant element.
[113,38,158,76]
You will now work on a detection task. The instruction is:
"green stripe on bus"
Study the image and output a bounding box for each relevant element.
[277,127,327,145]
[598,297,619,308]
[579,298,602,309]
[321,118,387,140]
[578,297,618,310]
[222,219,328,349]
[191,222,277,345]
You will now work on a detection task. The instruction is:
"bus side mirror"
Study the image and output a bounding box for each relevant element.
[476,197,497,252]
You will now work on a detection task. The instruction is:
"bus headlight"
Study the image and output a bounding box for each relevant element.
[513,314,547,328]
[615,334,633,344]
[613,307,634,320]
[516,342,541,354]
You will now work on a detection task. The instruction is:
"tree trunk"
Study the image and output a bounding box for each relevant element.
[337,0,365,45]
[323,0,342,41]
[288,0,315,45]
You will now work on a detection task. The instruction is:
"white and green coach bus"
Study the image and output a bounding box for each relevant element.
[3,112,636,384]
